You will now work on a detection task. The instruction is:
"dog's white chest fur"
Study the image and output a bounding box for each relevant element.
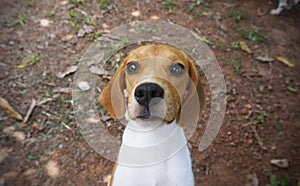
[111,120,194,186]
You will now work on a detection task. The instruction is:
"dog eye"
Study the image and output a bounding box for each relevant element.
[170,63,185,76]
[126,61,139,74]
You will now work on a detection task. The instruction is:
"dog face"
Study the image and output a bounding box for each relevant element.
[99,44,205,126]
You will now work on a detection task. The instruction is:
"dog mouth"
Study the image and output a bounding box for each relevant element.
[136,107,162,121]
[136,109,151,120]
[135,97,166,121]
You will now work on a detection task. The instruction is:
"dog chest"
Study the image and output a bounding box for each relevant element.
[112,145,194,186]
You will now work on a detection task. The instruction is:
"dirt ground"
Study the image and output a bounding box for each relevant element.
[0,0,299,185]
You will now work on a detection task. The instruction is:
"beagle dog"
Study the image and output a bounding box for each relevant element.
[99,44,205,186]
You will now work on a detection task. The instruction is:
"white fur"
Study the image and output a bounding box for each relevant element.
[111,120,194,186]
[271,0,299,15]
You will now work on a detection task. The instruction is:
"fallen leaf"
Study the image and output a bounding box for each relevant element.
[63,34,74,41]
[270,159,288,168]
[276,56,295,67]
[87,117,101,123]
[83,25,94,33]
[149,15,160,20]
[258,85,265,92]
[32,122,45,131]
[131,10,141,17]
[36,95,59,106]
[17,64,27,68]
[77,28,86,37]
[100,115,111,121]
[192,32,213,45]
[3,126,16,134]
[239,39,252,54]
[102,23,109,29]
[0,148,9,164]
[12,131,26,141]
[2,171,18,179]
[40,19,52,27]
[255,56,274,63]
[89,65,109,75]
[60,0,68,6]
[53,87,73,94]
[0,96,23,120]
[56,66,78,78]
[23,168,36,176]
[45,160,60,178]
[77,81,90,91]
[287,86,297,93]
[246,173,259,186]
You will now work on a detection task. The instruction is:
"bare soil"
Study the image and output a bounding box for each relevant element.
[0,0,299,185]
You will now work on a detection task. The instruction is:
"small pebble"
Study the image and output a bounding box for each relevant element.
[77,81,90,91]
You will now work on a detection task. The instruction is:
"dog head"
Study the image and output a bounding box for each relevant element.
[99,44,205,126]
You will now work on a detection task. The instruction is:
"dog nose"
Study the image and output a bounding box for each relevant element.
[134,83,164,106]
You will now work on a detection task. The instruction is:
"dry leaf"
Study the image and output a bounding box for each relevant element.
[89,65,109,75]
[255,56,274,63]
[131,10,141,17]
[12,131,26,141]
[100,115,111,121]
[53,87,73,94]
[17,64,27,68]
[276,56,295,67]
[23,168,36,176]
[102,23,109,29]
[86,117,101,123]
[77,28,86,37]
[83,25,94,34]
[36,96,59,106]
[3,126,16,134]
[59,0,68,6]
[149,15,160,20]
[40,19,52,27]
[192,32,213,45]
[239,39,252,54]
[0,96,23,120]
[246,173,259,186]
[270,159,288,168]
[56,66,78,78]
[0,148,9,164]
[45,160,60,178]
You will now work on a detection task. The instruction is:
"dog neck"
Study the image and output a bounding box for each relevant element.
[118,119,188,166]
[123,119,183,146]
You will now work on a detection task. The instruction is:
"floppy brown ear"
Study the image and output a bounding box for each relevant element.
[176,56,205,126]
[99,62,126,119]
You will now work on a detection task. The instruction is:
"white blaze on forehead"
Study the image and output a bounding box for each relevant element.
[136,73,156,84]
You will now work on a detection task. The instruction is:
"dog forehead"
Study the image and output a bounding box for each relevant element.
[127,45,188,64]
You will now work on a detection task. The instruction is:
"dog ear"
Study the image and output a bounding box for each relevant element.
[176,55,205,126]
[99,62,126,119]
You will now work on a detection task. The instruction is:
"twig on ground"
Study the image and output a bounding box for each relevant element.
[21,99,37,126]
[61,122,73,131]
[250,125,268,151]
[241,121,257,127]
